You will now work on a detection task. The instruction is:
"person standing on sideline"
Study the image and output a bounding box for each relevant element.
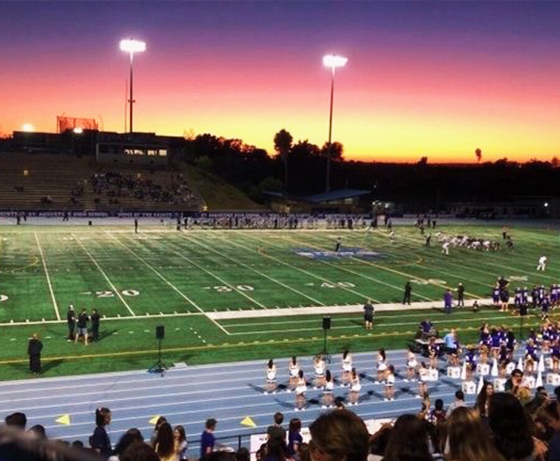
[363,300,374,329]
[91,309,101,342]
[335,237,342,253]
[134,218,138,234]
[75,308,89,345]
[403,281,412,305]
[444,289,453,314]
[28,334,43,375]
[67,305,76,341]
[457,283,465,307]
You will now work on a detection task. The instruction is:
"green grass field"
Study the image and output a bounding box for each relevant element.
[0,223,558,380]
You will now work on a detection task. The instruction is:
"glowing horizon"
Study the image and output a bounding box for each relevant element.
[1,2,560,163]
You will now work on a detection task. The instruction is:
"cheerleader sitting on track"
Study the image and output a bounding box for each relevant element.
[341,350,352,387]
[405,347,417,382]
[465,346,477,382]
[428,338,438,370]
[349,368,361,406]
[376,348,387,383]
[288,356,300,392]
[295,370,307,411]
[384,365,395,401]
[525,339,538,375]
[313,354,326,389]
[322,369,335,409]
[265,359,277,394]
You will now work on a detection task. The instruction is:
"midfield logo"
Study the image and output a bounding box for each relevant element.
[294,247,384,260]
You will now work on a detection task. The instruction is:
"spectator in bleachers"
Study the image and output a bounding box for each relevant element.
[446,390,466,417]
[267,412,286,446]
[28,424,46,439]
[112,428,144,459]
[154,422,175,461]
[446,407,506,461]
[200,418,217,460]
[488,393,535,461]
[309,410,369,461]
[475,381,495,421]
[173,425,188,461]
[382,414,433,461]
[236,447,250,461]
[264,438,291,461]
[4,412,27,430]
[120,442,159,461]
[91,407,112,459]
[149,417,167,447]
[287,418,302,460]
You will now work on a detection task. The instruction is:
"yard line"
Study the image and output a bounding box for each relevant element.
[150,237,268,309]
[212,230,380,302]
[104,231,230,336]
[71,233,136,317]
[34,232,61,320]
[179,233,326,306]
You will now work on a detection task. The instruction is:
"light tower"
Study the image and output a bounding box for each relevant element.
[120,38,146,133]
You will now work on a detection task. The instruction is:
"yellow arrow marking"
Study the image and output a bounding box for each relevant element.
[55,414,71,426]
[240,416,256,428]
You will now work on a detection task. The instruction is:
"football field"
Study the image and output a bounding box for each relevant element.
[0,221,558,380]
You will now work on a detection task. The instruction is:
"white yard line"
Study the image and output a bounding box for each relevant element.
[71,233,136,317]
[218,231,380,302]
[208,298,494,320]
[151,237,268,309]
[180,233,326,307]
[108,231,230,335]
[34,232,61,320]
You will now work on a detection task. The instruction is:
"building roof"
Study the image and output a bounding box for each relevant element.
[303,188,370,203]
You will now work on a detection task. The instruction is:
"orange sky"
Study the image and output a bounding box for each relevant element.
[2,2,560,163]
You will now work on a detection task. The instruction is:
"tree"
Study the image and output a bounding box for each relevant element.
[475,148,482,163]
[273,129,293,196]
[321,142,344,162]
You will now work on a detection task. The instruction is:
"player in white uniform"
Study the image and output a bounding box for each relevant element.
[349,368,361,406]
[538,256,547,271]
[442,242,450,255]
[384,365,396,401]
[341,350,352,387]
[417,362,428,399]
[265,359,277,394]
[295,370,307,411]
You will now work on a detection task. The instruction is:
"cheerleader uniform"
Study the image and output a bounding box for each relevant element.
[295,377,307,395]
[289,361,300,379]
[385,372,395,401]
[342,355,352,373]
[377,354,387,382]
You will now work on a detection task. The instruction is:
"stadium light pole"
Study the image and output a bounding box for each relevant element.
[120,38,146,133]
[323,54,347,192]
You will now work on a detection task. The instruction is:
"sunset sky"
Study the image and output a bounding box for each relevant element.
[1,1,560,163]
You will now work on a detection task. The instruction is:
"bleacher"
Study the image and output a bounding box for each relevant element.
[0,153,203,212]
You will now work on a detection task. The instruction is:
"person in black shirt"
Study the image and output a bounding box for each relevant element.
[91,407,112,459]
[91,309,101,342]
[67,305,76,341]
[28,334,43,375]
[75,308,90,345]
[363,301,374,329]
[134,219,138,234]
[457,283,465,308]
[403,281,412,305]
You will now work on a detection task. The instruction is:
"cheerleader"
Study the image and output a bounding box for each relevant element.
[349,368,361,406]
[417,362,428,399]
[265,359,277,394]
[384,365,395,401]
[405,347,417,382]
[498,345,510,379]
[313,354,326,389]
[288,356,300,392]
[551,340,560,373]
[322,369,335,409]
[505,330,516,353]
[542,295,551,320]
[376,348,388,383]
[525,339,538,375]
[465,346,477,382]
[479,322,491,346]
[479,344,489,365]
[492,284,500,307]
[341,350,352,386]
[428,338,438,370]
[490,328,501,359]
[295,370,307,411]
[542,322,552,353]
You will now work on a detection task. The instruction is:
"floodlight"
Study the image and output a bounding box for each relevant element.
[120,39,146,54]
[323,55,348,68]
[22,124,34,132]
